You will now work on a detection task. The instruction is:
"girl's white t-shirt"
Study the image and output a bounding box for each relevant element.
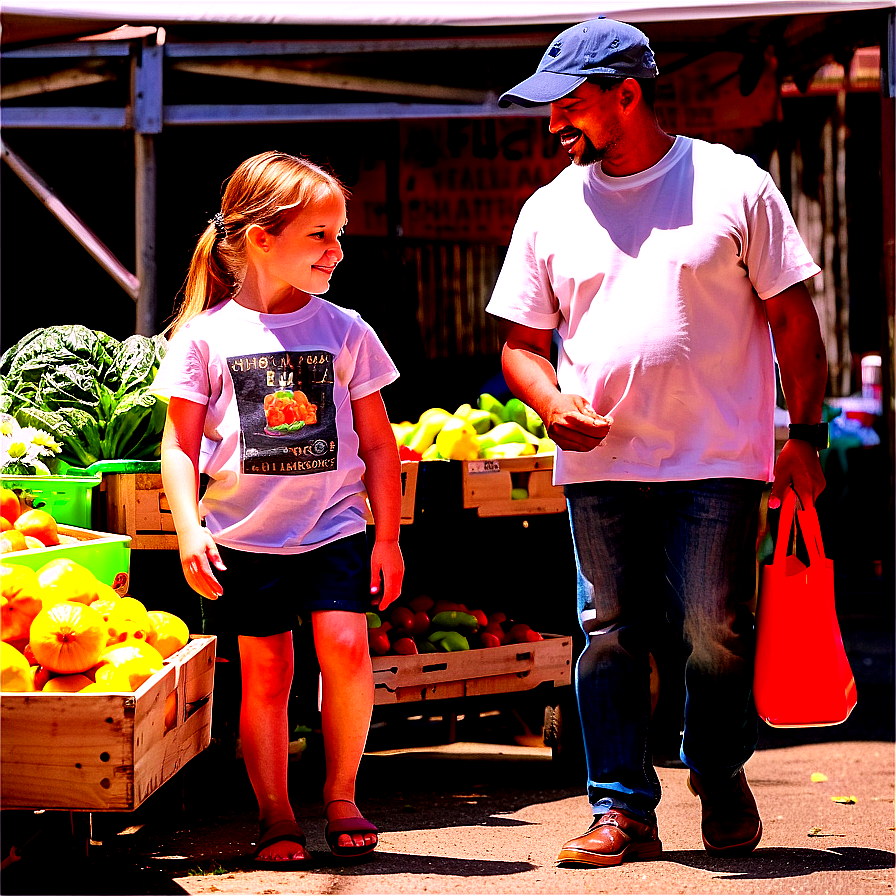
[487,136,821,485]
[152,297,398,553]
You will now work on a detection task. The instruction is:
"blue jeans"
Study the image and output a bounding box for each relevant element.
[565,478,763,823]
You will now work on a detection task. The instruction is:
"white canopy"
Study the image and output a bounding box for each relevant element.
[3,0,894,29]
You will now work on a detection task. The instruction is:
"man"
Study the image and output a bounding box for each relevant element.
[487,17,828,867]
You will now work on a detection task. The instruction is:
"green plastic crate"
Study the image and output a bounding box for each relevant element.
[1,475,103,528]
[1,525,131,591]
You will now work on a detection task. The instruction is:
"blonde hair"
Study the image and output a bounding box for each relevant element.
[168,151,349,335]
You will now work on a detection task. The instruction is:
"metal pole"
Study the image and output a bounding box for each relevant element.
[132,32,163,336]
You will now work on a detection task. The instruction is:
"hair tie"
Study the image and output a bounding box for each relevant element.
[209,212,227,240]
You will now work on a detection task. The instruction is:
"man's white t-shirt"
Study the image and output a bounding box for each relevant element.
[152,297,398,553]
[487,136,821,486]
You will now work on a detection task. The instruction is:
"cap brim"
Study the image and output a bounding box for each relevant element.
[498,71,586,108]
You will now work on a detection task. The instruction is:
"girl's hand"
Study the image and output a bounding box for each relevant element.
[369,539,404,612]
[178,526,227,600]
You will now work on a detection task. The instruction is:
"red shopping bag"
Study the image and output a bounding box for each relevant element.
[753,489,857,728]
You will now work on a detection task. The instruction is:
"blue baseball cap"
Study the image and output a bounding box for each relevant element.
[499,17,658,108]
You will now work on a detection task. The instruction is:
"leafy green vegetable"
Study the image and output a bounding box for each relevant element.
[0,326,168,468]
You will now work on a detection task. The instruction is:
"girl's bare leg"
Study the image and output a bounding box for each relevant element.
[239,631,310,862]
[312,610,377,850]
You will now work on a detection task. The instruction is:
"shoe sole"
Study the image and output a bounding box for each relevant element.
[557,840,663,867]
[702,822,762,857]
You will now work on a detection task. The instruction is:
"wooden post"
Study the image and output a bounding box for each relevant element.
[132,34,163,337]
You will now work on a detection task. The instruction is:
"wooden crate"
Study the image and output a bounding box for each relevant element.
[108,461,419,548]
[462,454,566,517]
[371,634,572,705]
[102,472,179,551]
[363,459,419,526]
[1,635,216,812]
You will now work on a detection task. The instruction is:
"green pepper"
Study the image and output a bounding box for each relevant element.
[366,611,381,629]
[431,610,480,631]
[436,631,470,652]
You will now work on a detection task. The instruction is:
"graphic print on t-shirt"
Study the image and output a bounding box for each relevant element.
[229,351,337,475]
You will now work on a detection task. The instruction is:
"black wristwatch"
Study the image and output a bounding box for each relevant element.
[788,422,829,450]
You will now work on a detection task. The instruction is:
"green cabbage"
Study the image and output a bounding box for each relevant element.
[0,325,168,468]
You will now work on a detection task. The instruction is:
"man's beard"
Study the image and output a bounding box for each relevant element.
[571,130,621,167]
[573,134,605,167]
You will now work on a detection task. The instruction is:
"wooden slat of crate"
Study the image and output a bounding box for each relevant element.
[0,635,215,811]
[103,473,179,550]
[363,459,419,526]
[371,634,572,705]
[462,455,566,517]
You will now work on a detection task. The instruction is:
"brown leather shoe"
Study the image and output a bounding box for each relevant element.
[688,769,762,856]
[557,808,662,867]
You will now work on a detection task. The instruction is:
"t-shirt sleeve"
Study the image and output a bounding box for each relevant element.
[486,197,562,330]
[348,319,399,401]
[744,174,822,300]
[150,329,212,406]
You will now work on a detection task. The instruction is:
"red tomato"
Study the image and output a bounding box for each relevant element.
[431,599,458,615]
[408,594,434,613]
[469,609,488,628]
[390,606,416,634]
[391,637,418,656]
[507,623,534,644]
[411,611,431,637]
[368,627,390,656]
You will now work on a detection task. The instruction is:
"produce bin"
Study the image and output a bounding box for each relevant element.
[363,459,419,526]
[371,634,572,705]
[0,634,216,812]
[462,455,565,517]
[1,474,103,528]
[412,455,566,520]
[1,524,131,593]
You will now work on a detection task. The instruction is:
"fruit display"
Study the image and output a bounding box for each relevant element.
[0,486,63,555]
[1,545,190,694]
[366,593,544,657]
[392,394,556,462]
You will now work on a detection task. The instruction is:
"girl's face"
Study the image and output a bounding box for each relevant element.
[264,192,347,295]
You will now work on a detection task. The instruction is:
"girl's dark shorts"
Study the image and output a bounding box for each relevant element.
[201,532,371,638]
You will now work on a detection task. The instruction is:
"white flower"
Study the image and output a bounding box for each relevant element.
[0,415,62,476]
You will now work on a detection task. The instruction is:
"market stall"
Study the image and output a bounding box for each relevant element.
[1,0,893,856]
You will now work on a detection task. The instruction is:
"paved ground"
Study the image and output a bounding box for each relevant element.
[1,627,893,896]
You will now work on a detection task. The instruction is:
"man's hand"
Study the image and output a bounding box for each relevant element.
[770,439,825,510]
[545,393,613,451]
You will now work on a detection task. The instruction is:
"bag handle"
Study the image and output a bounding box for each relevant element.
[772,487,825,567]
[796,497,826,565]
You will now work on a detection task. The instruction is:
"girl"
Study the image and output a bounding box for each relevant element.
[154,150,404,866]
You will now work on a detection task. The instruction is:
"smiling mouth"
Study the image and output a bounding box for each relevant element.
[559,128,582,150]
[312,264,336,274]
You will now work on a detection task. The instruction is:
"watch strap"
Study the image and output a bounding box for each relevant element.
[788,422,829,449]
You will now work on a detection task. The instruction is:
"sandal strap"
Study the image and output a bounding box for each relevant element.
[326,815,378,836]
[256,819,306,852]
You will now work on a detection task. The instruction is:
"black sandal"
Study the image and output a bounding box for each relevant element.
[253,819,311,867]
[324,799,378,858]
